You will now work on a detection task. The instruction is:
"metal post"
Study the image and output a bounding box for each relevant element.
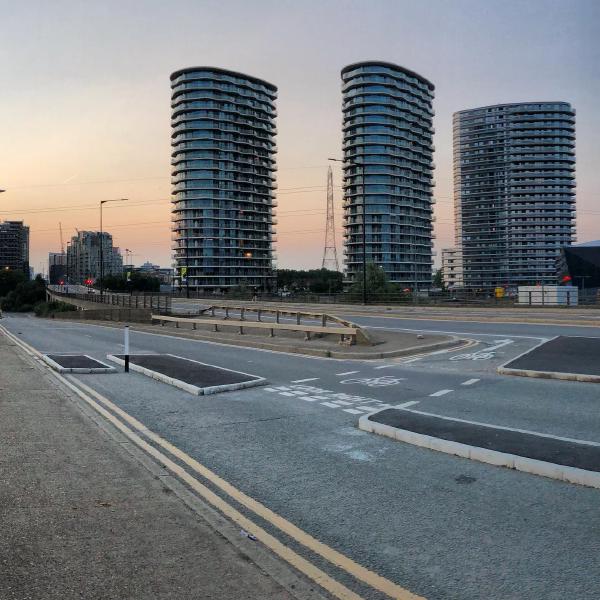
[99,203,104,300]
[124,325,130,373]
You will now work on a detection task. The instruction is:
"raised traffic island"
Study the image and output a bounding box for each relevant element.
[360,407,600,489]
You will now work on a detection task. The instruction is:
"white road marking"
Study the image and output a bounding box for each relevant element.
[336,370,359,376]
[291,378,319,383]
[461,378,480,386]
[374,364,395,370]
[301,396,320,402]
[264,387,278,392]
[321,402,341,408]
[401,357,422,364]
[280,392,296,397]
[331,400,353,406]
[343,409,364,414]
[364,324,549,341]
[429,389,453,397]
[396,401,420,408]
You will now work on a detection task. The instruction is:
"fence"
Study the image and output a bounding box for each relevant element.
[48,289,171,314]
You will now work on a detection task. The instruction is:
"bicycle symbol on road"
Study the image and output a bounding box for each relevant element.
[340,376,405,387]
[449,339,514,361]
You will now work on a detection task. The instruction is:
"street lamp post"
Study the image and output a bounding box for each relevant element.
[99,199,128,300]
[329,157,367,305]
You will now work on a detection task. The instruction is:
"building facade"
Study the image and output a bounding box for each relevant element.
[48,252,67,285]
[66,231,123,284]
[441,248,463,289]
[0,220,30,276]
[453,102,576,289]
[340,61,435,288]
[170,66,277,292]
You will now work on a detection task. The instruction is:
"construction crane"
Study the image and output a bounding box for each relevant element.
[59,222,64,253]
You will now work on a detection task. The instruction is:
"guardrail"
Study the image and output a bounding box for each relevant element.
[151,313,365,345]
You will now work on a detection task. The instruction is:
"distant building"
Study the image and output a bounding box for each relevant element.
[341,61,435,288]
[66,231,122,284]
[453,102,576,289]
[48,252,67,285]
[441,248,463,289]
[0,220,30,277]
[128,261,174,286]
[558,241,600,289]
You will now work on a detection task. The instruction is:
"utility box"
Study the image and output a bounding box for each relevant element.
[518,285,578,306]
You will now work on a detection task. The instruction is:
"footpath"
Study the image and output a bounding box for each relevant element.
[0,332,324,600]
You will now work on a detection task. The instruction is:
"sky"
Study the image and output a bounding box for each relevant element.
[1,0,599,274]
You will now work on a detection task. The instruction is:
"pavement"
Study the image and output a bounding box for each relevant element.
[0,331,325,600]
[2,311,600,599]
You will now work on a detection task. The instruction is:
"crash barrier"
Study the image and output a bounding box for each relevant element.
[151,310,369,345]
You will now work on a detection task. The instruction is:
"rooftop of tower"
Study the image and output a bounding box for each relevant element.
[341,61,434,90]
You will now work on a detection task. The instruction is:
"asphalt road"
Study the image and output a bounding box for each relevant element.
[3,312,600,600]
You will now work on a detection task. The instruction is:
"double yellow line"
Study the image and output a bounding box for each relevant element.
[1,324,424,600]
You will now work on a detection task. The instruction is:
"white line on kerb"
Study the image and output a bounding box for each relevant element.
[461,378,480,386]
[429,389,453,397]
[336,370,359,376]
[291,378,319,383]
[396,401,420,408]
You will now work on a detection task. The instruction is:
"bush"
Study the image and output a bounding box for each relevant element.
[0,269,27,298]
[1,275,46,312]
[34,301,78,317]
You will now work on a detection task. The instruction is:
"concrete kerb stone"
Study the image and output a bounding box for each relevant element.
[497,365,600,383]
[106,354,266,396]
[41,354,117,374]
[358,410,600,490]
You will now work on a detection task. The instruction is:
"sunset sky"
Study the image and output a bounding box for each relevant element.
[1,0,598,274]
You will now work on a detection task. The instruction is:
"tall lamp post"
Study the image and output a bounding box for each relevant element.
[99,198,128,300]
[329,157,367,305]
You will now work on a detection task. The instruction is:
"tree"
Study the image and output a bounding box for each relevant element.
[276,269,343,294]
[346,263,404,302]
[0,269,26,299]
[1,275,46,312]
[97,272,160,292]
[433,268,445,290]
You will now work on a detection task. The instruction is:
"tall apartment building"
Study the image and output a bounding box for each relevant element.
[170,67,277,292]
[0,220,30,276]
[66,231,123,284]
[453,102,576,289]
[341,61,435,287]
[48,252,67,285]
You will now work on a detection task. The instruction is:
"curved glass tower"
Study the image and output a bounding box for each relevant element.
[341,61,435,288]
[170,67,277,292]
[454,102,576,288]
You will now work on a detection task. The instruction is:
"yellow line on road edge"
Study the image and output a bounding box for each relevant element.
[0,325,424,600]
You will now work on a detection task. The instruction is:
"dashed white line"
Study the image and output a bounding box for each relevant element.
[429,389,453,397]
[321,402,341,408]
[336,371,359,376]
[343,409,364,415]
[374,364,395,370]
[461,378,480,386]
[396,401,420,408]
[291,378,319,383]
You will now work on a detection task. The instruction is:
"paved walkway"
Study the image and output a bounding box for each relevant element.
[0,332,318,600]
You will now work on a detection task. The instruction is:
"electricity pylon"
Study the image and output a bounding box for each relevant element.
[321,165,339,271]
